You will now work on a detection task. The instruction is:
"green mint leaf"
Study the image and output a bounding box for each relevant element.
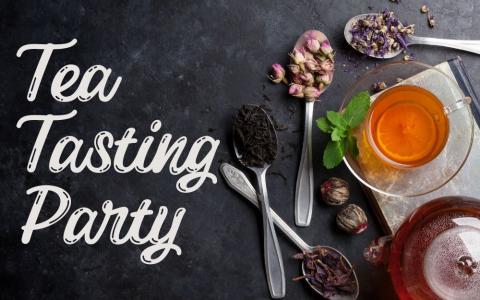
[326,111,347,129]
[331,127,346,142]
[316,117,332,133]
[346,135,359,157]
[323,140,346,169]
[343,91,371,128]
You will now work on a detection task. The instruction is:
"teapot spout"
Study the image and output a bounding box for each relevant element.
[363,235,393,266]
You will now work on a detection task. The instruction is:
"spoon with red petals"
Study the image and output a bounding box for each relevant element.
[220,163,359,300]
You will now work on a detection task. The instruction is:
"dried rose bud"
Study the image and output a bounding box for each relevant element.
[320,59,334,72]
[289,84,304,98]
[321,177,349,205]
[303,86,321,99]
[289,49,306,65]
[420,5,429,13]
[300,72,314,86]
[427,13,436,28]
[372,81,387,93]
[363,236,392,266]
[336,204,368,234]
[320,41,334,56]
[268,63,286,84]
[316,73,331,85]
[318,82,325,91]
[315,54,327,62]
[290,73,303,85]
[305,59,320,71]
[288,64,301,75]
[305,38,321,53]
[303,86,321,100]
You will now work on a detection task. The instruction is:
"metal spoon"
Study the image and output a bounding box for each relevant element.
[232,105,285,299]
[220,163,359,300]
[293,30,335,227]
[344,13,480,59]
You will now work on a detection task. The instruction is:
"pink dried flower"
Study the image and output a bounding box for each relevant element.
[305,38,321,53]
[304,86,321,99]
[268,63,286,84]
[289,49,306,65]
[320,59,334,72]
[316,73,331,85]
[289,84,305,98]
[305,59,320,71]
[289,73,303,84]
[320,41,333,55]
[288,64,301,75]
[300,73,314,86]
[319,83,325,91]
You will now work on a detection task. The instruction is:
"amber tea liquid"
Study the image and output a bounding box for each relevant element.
[368,85,449,167]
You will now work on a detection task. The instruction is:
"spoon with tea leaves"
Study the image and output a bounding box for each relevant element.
[220,163,359,300]
[232,105,285,299]
[344,12,480,59]
[292,30,335,227]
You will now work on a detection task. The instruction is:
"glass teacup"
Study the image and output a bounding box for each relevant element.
[340,61,474,197]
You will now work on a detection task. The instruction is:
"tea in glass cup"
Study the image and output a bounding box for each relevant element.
[367,85,449,168]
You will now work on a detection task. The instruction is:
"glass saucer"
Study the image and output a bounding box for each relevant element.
[340,61,474,197]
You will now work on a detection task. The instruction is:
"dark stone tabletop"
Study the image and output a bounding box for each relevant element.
[1,0,479,299]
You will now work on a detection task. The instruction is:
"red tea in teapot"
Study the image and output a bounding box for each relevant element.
[388,197,480,300]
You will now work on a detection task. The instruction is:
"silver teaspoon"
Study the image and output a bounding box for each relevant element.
[293,30,335,227]
[344,13,480,59]
[220,163,359,300]
[232,105,285,299]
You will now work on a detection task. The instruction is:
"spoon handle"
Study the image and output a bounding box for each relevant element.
[219,163,311,251]
[295,101,315,227]
[410,36,480,55]
[255,170,286,299]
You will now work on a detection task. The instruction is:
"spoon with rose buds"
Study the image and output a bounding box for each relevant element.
[344,13,480,59]
[220,163,359,300]
[291,30,335,227]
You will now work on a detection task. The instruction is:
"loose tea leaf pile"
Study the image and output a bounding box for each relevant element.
[293,247,356,298]
[233,105,277,167]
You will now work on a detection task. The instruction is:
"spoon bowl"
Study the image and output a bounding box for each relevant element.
[293,29,334,98]
[344,13,402,59]
[233,105,278,170]
[301,246,359,300]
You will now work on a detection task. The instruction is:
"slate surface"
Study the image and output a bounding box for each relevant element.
[1,0,479,299]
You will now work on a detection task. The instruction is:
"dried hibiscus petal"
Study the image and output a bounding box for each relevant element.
[292,247,356,298]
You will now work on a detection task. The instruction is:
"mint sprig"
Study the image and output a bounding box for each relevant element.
[316,91,371,169]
